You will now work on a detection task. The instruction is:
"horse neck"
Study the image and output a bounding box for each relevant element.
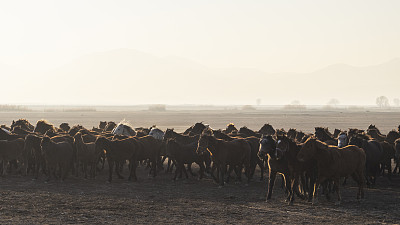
[318,131,333,141]
[313,141,333,164]
[206,136,219,154]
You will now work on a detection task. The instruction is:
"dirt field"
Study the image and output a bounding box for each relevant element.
[1,110,400,224]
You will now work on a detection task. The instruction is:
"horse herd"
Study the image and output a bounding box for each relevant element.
[1,119,400,206]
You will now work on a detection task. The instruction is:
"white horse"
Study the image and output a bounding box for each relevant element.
[112,120,136,136]
[149,127,164,140]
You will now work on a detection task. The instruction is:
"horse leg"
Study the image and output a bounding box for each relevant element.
[173,163,180,180]
[115,162,124,179]
[219,163,226,187]
[166,158,172,173]
[225,165,234,183]
[108,159,114,183]
[333,177,341,205]
[258,159,265,181]
[234,165,243,183]
[266,171,277,201]
[187,163,196,177]
[313,177,327,205]
[84,163,88,179]
[197,161,205,180]
[183,164,189,179]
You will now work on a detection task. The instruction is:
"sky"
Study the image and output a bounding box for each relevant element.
[0,1,399,105]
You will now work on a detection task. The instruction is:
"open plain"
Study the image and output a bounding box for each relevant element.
[1,109,400,224]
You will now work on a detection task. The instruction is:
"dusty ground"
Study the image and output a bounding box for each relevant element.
[0,110,400,224]
[0,164,399,224]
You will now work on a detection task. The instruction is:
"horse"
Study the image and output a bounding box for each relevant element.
[40,136,74,182]
[213,130,265,181]
[112,121,136,137]
[0,138,26,176]
[59,123,70,133]
[197,129,251,187]
[165,138,205,180]
[149,127,164,140]
[34,120,56,135]
[11,119,34,132]
[95,136,139,182]
[349,135,383,185]
[0,127,22,141]
[386,130,400,144]
[258,135,291,201]
[275,135,317,204]
[297,137,366,205]
[223,123,238,134]
[337,132,349,148]
[184,122,207,135]
[367,129,386,142]
[238,126,260,138]
[393,139,400,174]
[73,132,100,179]
[314,127,337,145]
[259,124,275,136]
[287,128,297,141]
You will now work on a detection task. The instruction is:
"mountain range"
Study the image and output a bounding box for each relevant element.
[1,49,399,105]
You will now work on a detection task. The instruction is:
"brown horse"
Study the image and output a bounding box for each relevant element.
[276,135,317,204]
[0,138,26,175]
[40,136,74,182]
[297,137,366,205]
[165,138,205,180]
[367,129,386,142]
[59,123,70,133]
[184,122,207,135]
[95,136,139,182]
[287,128,297,141]
[34,120,56,134]
[223,123,238,134]
[259,124,275,136]
[197,130,251,187]
[73,132,100,179]
[11,119,34,132]
[213,130,265,181]
[314,127,337,145]
[386,130,400,144]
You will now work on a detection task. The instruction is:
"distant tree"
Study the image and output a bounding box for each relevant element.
[291,100,300,105]
[327,98,339,107]
[394,98,400,107]
[376,96,389,108]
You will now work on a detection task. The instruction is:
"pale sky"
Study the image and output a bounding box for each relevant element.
[0,1,399,105]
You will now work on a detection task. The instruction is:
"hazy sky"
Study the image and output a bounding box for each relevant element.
[0,1,399,105]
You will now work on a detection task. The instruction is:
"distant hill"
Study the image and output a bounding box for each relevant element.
[0,49,399,105]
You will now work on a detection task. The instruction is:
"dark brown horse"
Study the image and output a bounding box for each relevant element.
[213,130,265,181]
[40,136,74,182]
[314,127,337,145]
[297,137,366,205]
[165,138,205,180]
[184,122,207,135]
[223,123,238,134]
[0,138,26,175]
[197,130,251,187]
[34,120,56,135]
[275,135,317,204]
[11,119,34,132]
[259,124,275,136]
[59,123,70,133]
[95,136,139,182]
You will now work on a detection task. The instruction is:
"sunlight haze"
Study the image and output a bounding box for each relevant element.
[0,0,399,106]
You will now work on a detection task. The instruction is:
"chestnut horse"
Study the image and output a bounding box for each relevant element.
[196,130,251,187]
[297,137,366,205]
